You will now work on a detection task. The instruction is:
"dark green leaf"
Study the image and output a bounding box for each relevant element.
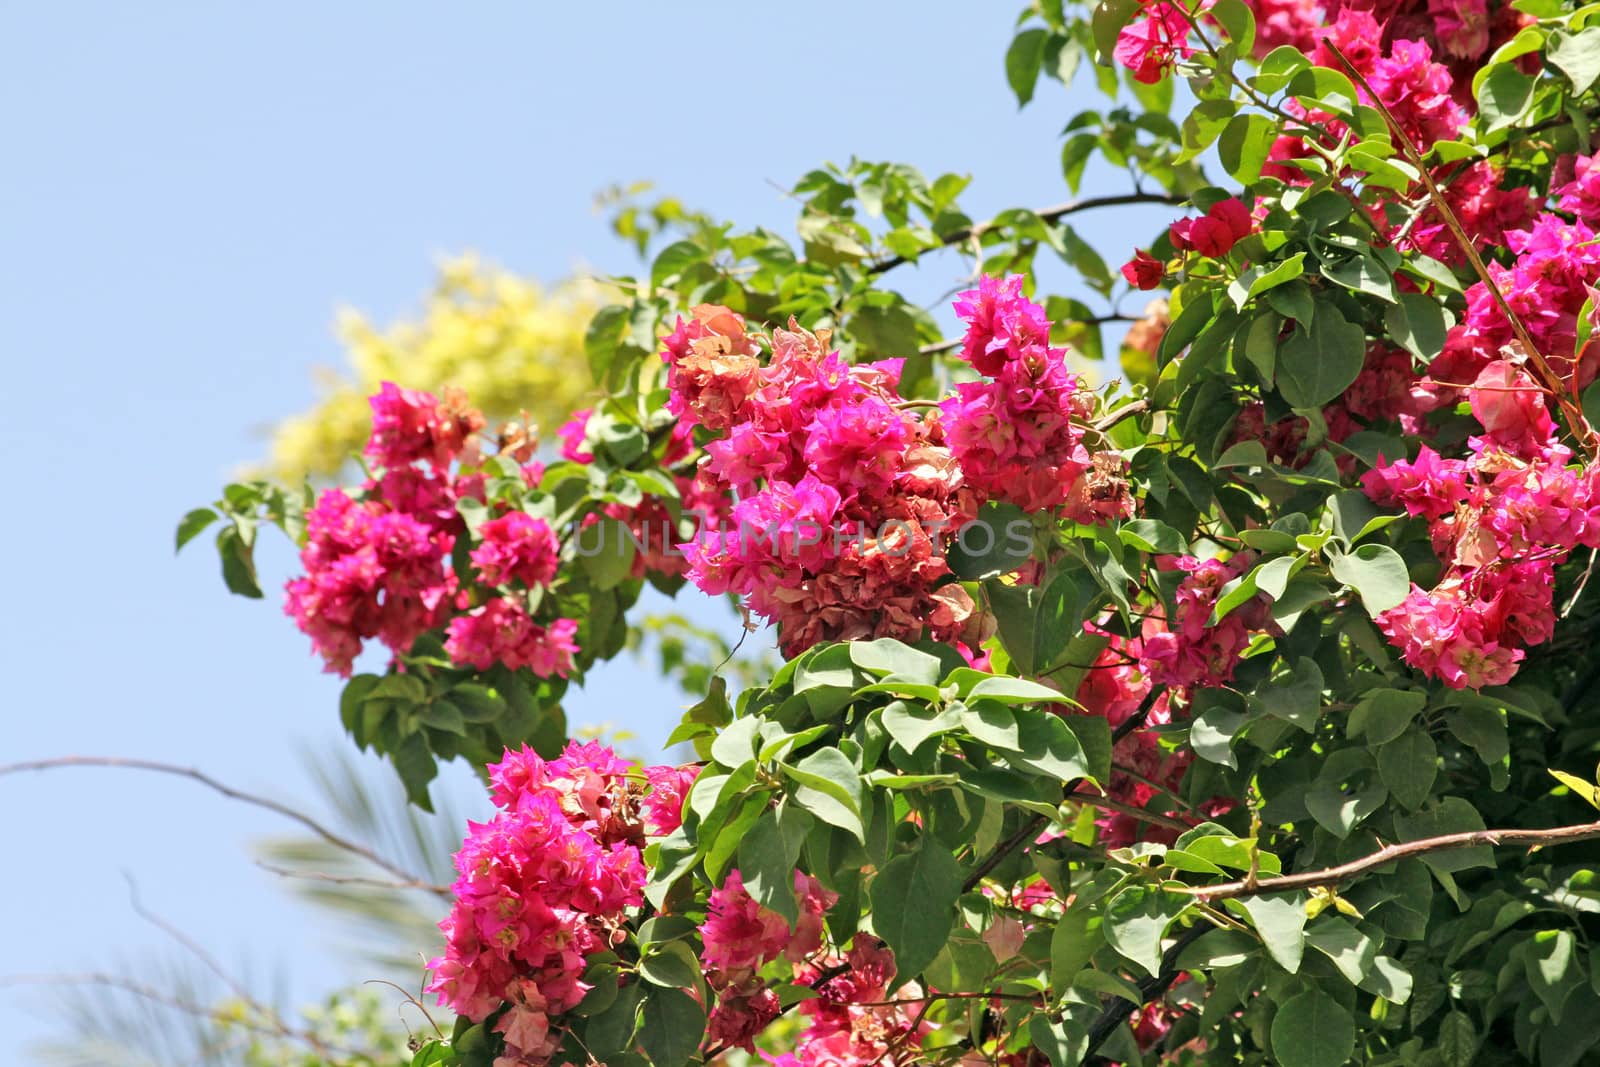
[1276,303,1366,409]
[1270,988,1355,1067]
[869,837,966,986]
[637,987,705,1067]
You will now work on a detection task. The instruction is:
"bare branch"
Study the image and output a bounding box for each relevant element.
[0,756,448,898]
[256,861,449,894]
[1185,819,1600,902]
[0,972,367,1058]
[869,193,1186,276]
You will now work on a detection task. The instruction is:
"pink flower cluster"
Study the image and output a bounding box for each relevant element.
[942,276,1125,519]
[445,604,578,677]
[1114,1,1194,84]
[285,477,460,677]
[700,868,836,1051]
[1141,555,1271,690]
[1263,11,1468,184]
[1168,197,1255,259]
[283,382,581,679]
[1430,213,1600,397]
[1241,0,1523,83]
[1363,361,1598,687]
[673,280,1128,655]
[780,938,930,1067]
[674,311,976,655]
[365,382,487,471]
[1072,628,1238,849]
[427,742,652,1066]
[642,764,700,836]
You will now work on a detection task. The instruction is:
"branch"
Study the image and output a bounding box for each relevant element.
[868,193,1186,276]
[0,756,448,898]
[256,861,450,894]
[1184,819,1600,902]
[1092,398,1149,433]
[1080,923,1210,1065]
[0,972,368,1058]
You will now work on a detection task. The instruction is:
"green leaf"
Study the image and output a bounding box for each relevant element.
[1276,303,1366,408]
[1217,112,1276,184]
[1359,954,1413,1004]
[1550,27,1600,93]
[583,980,642,1058]
[1436,1011,1478,1067]
[1305,917,1376,983]
[738,804,813,925]
[1477,62,1536,132]
[1526,930,1584,1024]
[711,716,760,769]
[1119,519,1187,554]
[216,525,264,599]
[1033,567,1101,672]
[1179,99,1239,162]
[639,939,701,988]
[1349,688,1426,744]
[1103,885,1189,976]
[1378,728,1438,811]
[849,638,942,686]
[1228,253,1306,310]
[578,516,637,590]
[1029,1015,1087,1067]
[584,304,631,381]
[783,749,865,842]
[849,303,923,356]
[949,501,1034,579]
[1329,543,1410,615]
[882,702,959,754]
[637,986,705,1067]
[1209,0,1256,54]
[649,239,704,289]
[1233,892,1307,973]
[869,837,966,986]
[1270,988,1355,1067]
[1006,28,1050,106]
[966,676,1076,705]
[962,702,1020,749]
[1007,710,1093,782]
[1385,292,1449,361]
[392,732,438,812]
[1050,908,1104,987]
[175,507,219,553]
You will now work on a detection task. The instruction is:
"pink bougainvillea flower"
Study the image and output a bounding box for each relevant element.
[1114,1,1194,84]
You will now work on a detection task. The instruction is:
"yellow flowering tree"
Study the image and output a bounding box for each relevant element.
[264,255,604,481]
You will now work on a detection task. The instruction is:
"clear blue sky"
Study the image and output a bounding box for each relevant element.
[0,2,1174,1056]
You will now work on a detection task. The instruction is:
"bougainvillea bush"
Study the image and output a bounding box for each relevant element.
[188,0,1600,1063]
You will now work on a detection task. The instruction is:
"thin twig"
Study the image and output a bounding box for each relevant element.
[256,862,449,894]
[0,972,368,1058]
[0,756,447,898]
[1092,399,1149,432]
[122,873,259,1010]
[1183,820,1600,902]
[867,193,1186,276]
[1080,923,1210,1064]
